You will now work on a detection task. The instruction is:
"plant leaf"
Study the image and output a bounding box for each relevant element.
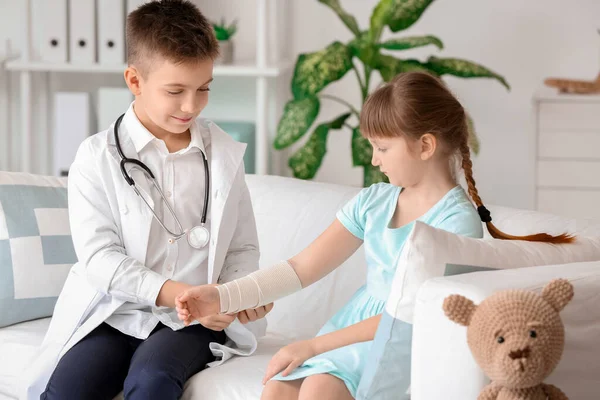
[289,113,351,180]
[374,55,432,81]
[426,56,510,90]
[370,0,436,41]
[363,164,389,187]
[466,114,480,155]
[292,42,354,99]
[329,112,352,129]
[379,35,443,51]
[352,127,372,166]
[289,125,329,180]
[317,0,361,36]
[274,97,320,150]
[349,31,379,67]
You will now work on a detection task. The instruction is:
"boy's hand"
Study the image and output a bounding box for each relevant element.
[198,313,237,332]
[237,303,274,324]
[175,284,220,326]
[262,339,317,384]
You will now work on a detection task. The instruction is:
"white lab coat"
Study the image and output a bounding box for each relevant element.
[21,118,265,399]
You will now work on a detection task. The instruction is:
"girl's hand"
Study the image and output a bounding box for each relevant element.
[237,303,274,324]
[175,284,220,326]
[262,340,317,384]
[197,313,237,331]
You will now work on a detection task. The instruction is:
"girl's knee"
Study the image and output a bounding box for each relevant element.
[261,380,302,400]
[299,374,353,400]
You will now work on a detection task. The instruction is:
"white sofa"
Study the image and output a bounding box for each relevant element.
[1,174,600,399]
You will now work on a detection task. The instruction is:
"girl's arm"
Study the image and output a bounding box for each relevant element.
[288,219,363,287]
[262,314,382,382]
[177,219,364,321]
[311,314,381,354]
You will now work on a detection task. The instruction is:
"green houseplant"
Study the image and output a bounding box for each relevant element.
[274,0,510,187]
[212,18,238,64]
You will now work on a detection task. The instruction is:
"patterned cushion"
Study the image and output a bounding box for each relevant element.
[0,172,75,327]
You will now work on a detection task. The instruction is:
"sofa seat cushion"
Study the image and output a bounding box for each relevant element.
[0,317,289,400]
[0,318,51,399]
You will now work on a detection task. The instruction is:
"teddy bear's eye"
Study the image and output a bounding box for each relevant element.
[530,330,537,338]
[497,336,505,344]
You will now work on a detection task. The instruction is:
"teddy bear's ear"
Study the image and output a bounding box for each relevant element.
[541,279,574,312]
[443,294,477,326]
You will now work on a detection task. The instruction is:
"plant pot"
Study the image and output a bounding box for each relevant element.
[216,40,234,65]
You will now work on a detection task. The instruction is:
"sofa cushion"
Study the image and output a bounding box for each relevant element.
[486,205,600,238]
[245,175,366,340]
[0,315,286,400]
[0,317,51,399]
[0,172,75,328]
[181,334,289,400]
[388,221,600,324]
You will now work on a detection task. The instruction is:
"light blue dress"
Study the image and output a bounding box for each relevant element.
[271,183,484,397]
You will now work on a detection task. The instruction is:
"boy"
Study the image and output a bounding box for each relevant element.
[22,1,272,399]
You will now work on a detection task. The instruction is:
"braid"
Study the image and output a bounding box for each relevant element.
[460,140,575,244]
[461,142,483,207]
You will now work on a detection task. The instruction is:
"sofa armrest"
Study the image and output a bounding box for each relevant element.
[410,261,600,400]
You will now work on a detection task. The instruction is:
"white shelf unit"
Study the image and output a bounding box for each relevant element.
[533,86,600,220]
[5,60,292,77]
[4,0,290,176]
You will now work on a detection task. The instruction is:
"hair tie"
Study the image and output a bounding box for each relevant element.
[477,205,492,223]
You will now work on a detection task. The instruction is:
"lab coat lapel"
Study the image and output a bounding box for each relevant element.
[106,121,154,263]
[207,122,246,283]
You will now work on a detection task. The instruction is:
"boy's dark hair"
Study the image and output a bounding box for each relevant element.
[126,0,219,75]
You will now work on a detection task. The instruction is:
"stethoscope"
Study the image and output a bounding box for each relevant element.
[113,113,210,249]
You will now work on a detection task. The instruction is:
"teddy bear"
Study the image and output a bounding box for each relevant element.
[443,279,574,400]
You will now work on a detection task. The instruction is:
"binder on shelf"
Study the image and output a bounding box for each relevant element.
[53,92,91,177]
[32,0,68,63]
[97,87,134,132]
[69,0,96,64]
[97,0,126,65]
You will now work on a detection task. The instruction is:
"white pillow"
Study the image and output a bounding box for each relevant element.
[387,221,600,324]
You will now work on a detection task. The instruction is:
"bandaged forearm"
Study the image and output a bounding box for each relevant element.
[215,260,302,314]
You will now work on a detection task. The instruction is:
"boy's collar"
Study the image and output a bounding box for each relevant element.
[122,103,154,153]
[188,119,206,155]
[120,102,206,155]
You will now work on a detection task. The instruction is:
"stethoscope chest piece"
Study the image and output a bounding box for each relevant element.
[187,225,210,249]
[114,113,212,250]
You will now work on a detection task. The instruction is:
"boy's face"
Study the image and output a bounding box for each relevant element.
[125,56,213,136]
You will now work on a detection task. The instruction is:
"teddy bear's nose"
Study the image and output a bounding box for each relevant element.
[509,347,531,360]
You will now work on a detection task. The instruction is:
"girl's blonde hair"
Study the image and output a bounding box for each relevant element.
[360,71,574,244]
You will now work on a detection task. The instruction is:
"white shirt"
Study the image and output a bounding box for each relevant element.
[105,106,211,339]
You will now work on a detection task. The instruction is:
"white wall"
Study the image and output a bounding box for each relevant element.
[1,0,600,210]
[286,0,600,210]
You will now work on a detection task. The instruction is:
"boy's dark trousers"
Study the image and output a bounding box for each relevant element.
[41,321,227,400]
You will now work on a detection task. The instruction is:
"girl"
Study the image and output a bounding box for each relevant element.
[176,71,573,400]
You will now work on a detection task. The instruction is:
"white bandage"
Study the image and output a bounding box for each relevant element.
[216,260,302,314]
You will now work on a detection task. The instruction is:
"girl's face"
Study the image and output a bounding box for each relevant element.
[369,134,434,188]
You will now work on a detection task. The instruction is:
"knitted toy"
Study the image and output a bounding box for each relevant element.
[443,279,574,400]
